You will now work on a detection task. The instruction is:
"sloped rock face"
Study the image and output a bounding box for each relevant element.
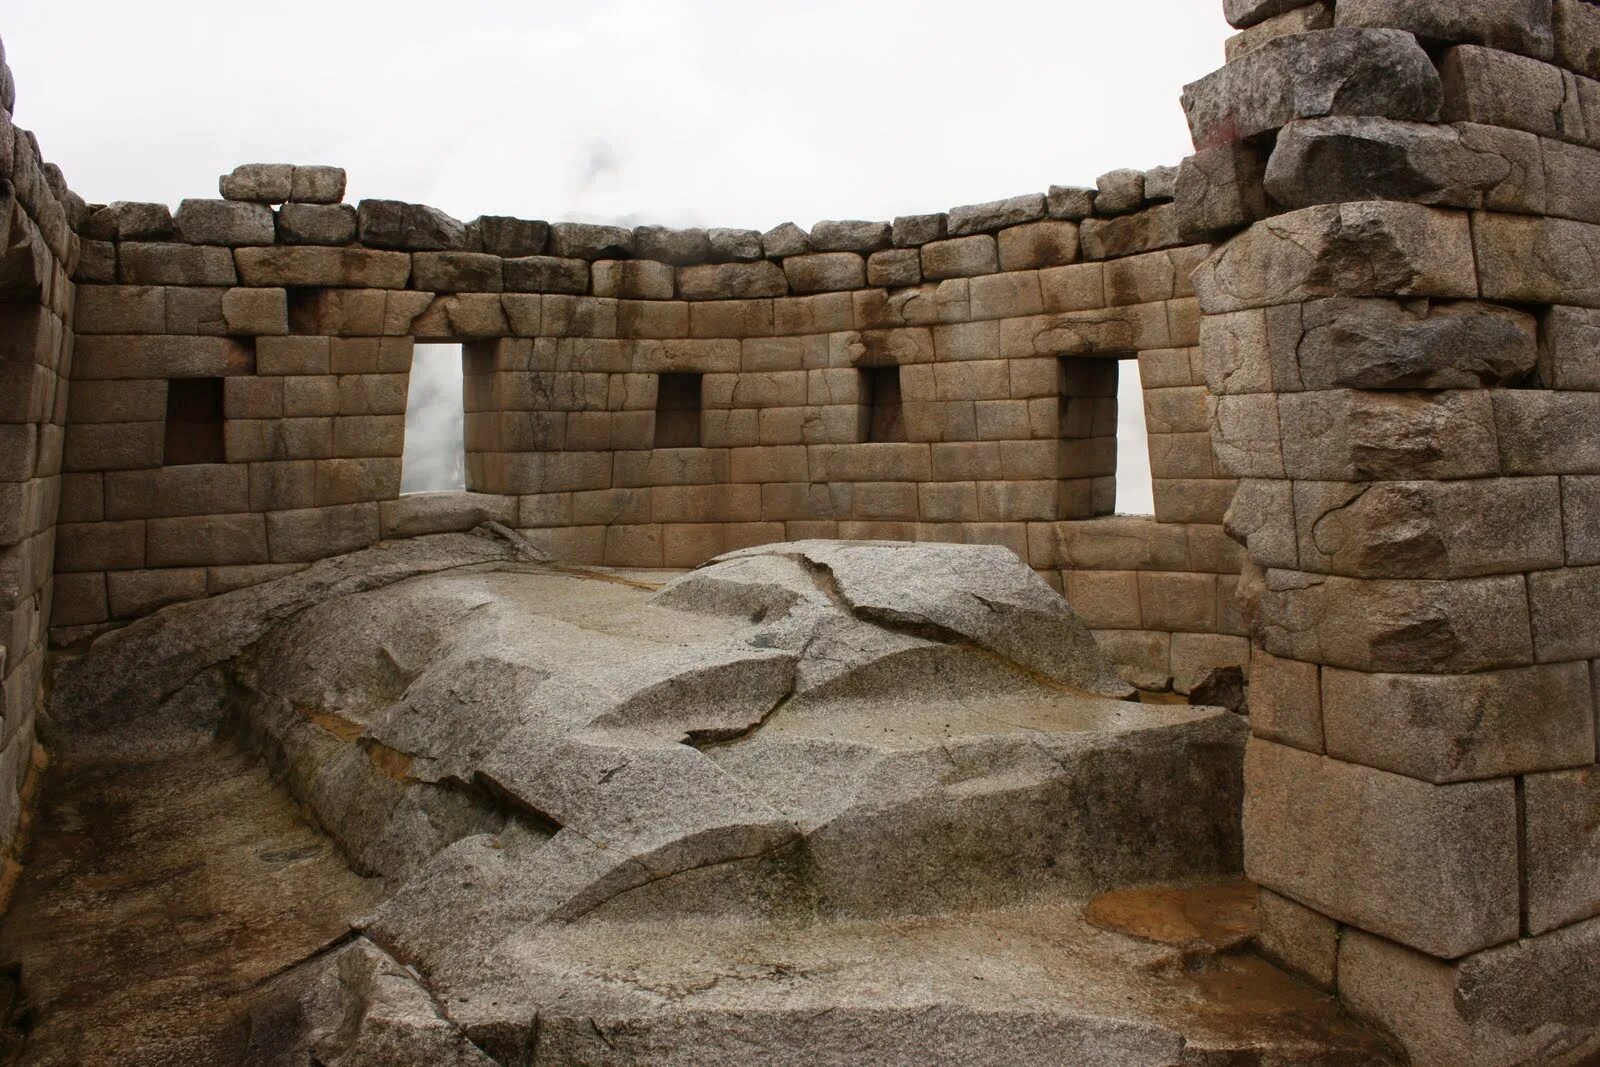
[47,536,1276,1063]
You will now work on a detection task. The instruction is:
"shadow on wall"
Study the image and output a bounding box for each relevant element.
[401,343,466,494]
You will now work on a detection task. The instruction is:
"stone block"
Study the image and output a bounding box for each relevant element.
[1224,0,1316,28]
[173,199,275,246]
[146,513,269,567]
[1176,142,1270,242]
[920,236,998,281]
[1256,888,1338,991]
[118,243,237,286]
[808,220,890,254]
[1524,767,1600,934]
[1248,646,1323,751]
[62,421,165,472]
[1475,213,1600,308]
[75,285,165,335]
[677,261,787,300]
[1529,564,1600,661]
[84,201,173,241]
[216,165,290,206]
[1439,45,1580,140]
[1138,571,1218,632]
[276,203,358,246]
[591,260,674,300]
[759,222,809,259]
[783,252,866,294]
[257,336,330,376]
[1245,738,1520,958]
[106,568,207,618]
[234,246,411,289]
[1080,205,1183,260]
[1046,186,1095,221]
[265,503,380,563]
[1292,477,1564,579]
[866,248,921,288]
[633,226,708,266]
[412,251,504,293]
[1265,118,1547,216]
[218,287,288,336]
[547,222,633,260]
[947,194,1046,236]
[1195,203,1476,314]
[1563,475,1600,564]
[1335,0,1555,60]
[1094,170,1145,216]
[1257,570,1534,672]
[996,221,1080,271]
[1555,0,1600,79]
[1226,3,1335,61]
[357,199,466,251]
[49,571,107,628]
[1339,921,1600,1067]
[55,519,144,572]
[1277,389,1499,481]
[891,213,947,247]
[103,464,248,520]
[288,166,346,204]
[472,216,548,257]
[1182,28,1443,150]
[1494,391,1600,474]
[503,255,588,295]
[707,230,763,264]
[1325,663,1594,785]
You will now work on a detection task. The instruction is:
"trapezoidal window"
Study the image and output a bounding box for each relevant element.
[861,366,905,443]
[401,343,466,493]
[654,373,702,448]
[163,377,225,465]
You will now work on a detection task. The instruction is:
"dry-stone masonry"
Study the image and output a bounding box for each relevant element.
[0,3,1596,1061]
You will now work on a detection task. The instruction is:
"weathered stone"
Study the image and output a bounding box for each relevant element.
[634,226,710,266]
[1225,0,1317,28]
[1528,564,1600,662]
[1194,203,1478,314]
[1182,29,1443,150]
[1143,166,1178,203]
[1291,298,1538,389]
[1256,888,1338,990]
[677,261,787,300]
[289,165,346,204]
[948,194,1047,236]
[1265,118,1546,215]
[1524,767,1600,934]
[1474,213,1600,308]
[119,243,238,286]
[1095,170,1145,215]
[174,199,275,247]
[547,222,634,260]
[1323,663,1595,784]
[357,200,467,252]
[591,259,674,300]
[921,236,999,280]
[1255,570,1534,673]
[234,246,411,289]
[1438,44,1580,140]
[1080,205,1183,260]
[866,248,921,288]
[502,255,588,294]
[784,253,866,294]
[891,213,947,247]
[1336,0,1555,61]
[219,163,293,203]
[1046,186,1096,221]
[1176,142,1270,241]
[1555,0,1600,79]
[706,228,764,263]
[276,203,357,246]
[1244,738,1519,958]
[808,220,891,254]
[84,201,174,243]
[1539,306,1600,387]
[413,252,504,293]
[997,221,1080,271]
[1340,921,1600,1067]
[1226,3,1336,62]
[759,222,809,259]
[470,216,548,257]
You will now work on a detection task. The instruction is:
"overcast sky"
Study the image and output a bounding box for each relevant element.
[6,0,1232,512]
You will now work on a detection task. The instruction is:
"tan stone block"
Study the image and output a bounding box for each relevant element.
[612,448,728,488]
[336,373,408,416]
[1091,629,1171,673]
[73,335,255,380]
[1493,391,1600,474]
[849,481,918,520]
[1170,633,1250,677]
[1524,766,1600,935]
[602,523,663,567]
[333,415,404,457]
[265,503,380,563]
[1258,570,1534,673]
[592,260,675,301]
[281,375,340,417]
[915,481,978,522]
[1104,252,1178,306]
[515,525,604,565]
[248,461,317,511]
[969,271,1044,320]
[617,299,688,340]
[75,285,165,334]
[1002,439,1061,481]
[257,336,330,376]
[316,457,401,505]
[104,464,249,519]
[221,376,282,419]
[220,287,288,335]
[920,236,998,280]
[972,399,1030,441]
[1137,571,1218,632]
[106,567,207,618]
[729,446,807,484]
[931,320,1000,363]
[147,513,269,567]
[930,441,1003,481]
[162,287,227,336]
[66,379,167,424]
[1039,263,1104,312]
[225,417,333,462]
[234,246,412,289]
[62,422,165,473]
[517,492,572,528]
[570,488,649,526]
[997,221,1080,271]
[661,524,725,568]
[687,300,773,340]
[808,442,931,482]
[1063,569,1140,630]
[118,243,237,286]
[1256,888,1338,992]
[1249,646,1323,752]
[1245,739,1519,959]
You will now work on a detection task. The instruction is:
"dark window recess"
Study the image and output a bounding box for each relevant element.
[654,373,702,448]
[863,366,905,443]
[164,377,226,465]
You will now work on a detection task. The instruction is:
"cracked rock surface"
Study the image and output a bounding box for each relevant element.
[27,534,1394,1064]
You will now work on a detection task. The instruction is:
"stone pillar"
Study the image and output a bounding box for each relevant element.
[1180,2,1600,1063]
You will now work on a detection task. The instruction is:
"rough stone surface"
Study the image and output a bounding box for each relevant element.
[1182,29,1444,150]
[808,220,890,254]
[173,199,275,246]
[357,200,467,252]
[1335,0,1556,61]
